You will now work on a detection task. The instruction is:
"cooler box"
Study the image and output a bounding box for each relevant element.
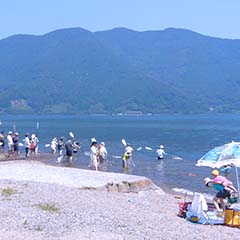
[224,209,240,228]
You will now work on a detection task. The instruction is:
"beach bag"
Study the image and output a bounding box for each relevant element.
[228,193,238,204]
[186,193,209,224]
[177,193,191,218]
[178,201,191,218]
[224,209,240,228]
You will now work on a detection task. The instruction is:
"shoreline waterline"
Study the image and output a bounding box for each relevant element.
[0,152,180,195]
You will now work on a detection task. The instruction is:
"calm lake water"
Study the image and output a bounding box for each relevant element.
[1,114,240,193]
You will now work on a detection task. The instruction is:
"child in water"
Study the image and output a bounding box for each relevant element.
[156,145,167,160]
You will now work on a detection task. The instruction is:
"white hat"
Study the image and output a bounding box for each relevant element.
[160,145,164,149]
[8,131,13,135]
[15,132,19,135]
[203,177,211,186]
[101,142,105,146]
[91,138,97,143]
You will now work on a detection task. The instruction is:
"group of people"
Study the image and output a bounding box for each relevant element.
[48,136,108,168]
[0,130,39,158]
[49,136,80,164]
[121,143,167,169]
[23,133,39,158]
[204,165,238,215]
[1,129,167,171]
[89,138,108,170]
[51,135,165,170]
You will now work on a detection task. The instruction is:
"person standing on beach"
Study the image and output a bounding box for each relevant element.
[57,137,65,162]
[13,132,19,155]
[24,133,30,158]
[156,145,167,160]
[0,131,5,153]
[90,138,98,170]
[7,131,14,158]
[31,134,39,154]
[65,138,74,164]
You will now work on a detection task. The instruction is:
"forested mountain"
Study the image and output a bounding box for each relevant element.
[0,27,240,114]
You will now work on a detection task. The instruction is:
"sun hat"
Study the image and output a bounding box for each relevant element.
[91,138,97,143]
[160,145,164,149]
[101,142,105,146]
[211,169,219,176]
[14,132,18,135]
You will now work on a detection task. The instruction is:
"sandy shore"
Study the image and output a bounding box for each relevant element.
[0,162,239,239]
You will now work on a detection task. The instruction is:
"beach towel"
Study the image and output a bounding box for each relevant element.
[186,192,224,225]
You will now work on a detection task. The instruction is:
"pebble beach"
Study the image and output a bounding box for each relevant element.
[0,161,239,240]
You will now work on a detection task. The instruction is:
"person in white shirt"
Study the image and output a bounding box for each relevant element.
[90,138,98,170]
[51,138,58,154]
[7,131,14,158]
[97,142,108,164]
[156,145,167,160]
[24,133,30,158]
[31,134,39,154]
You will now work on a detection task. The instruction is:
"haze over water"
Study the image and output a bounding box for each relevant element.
[1,114,239,193]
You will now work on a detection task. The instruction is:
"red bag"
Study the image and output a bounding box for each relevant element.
[178,201,191,218]
[177,192,191,218]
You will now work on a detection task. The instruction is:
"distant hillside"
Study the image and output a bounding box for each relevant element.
[1,27,240,114]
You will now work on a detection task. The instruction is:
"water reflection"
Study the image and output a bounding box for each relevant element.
[156,160,164,172]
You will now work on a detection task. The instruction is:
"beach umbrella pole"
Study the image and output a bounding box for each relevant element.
[235,166,240,204]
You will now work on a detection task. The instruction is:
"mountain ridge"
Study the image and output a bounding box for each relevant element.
[0,27,240,114]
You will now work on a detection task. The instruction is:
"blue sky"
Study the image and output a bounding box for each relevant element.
[0,0,239,40]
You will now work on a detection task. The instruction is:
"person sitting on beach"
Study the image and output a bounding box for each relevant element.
[156,145,167,160]
[204,169,238,214]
